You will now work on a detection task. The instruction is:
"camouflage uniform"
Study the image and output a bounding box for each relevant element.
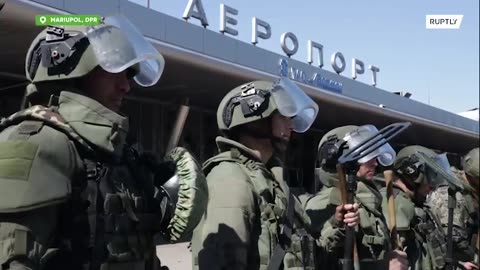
[454,147,479,265]
[427,186,474,261]
[394,145,475,270]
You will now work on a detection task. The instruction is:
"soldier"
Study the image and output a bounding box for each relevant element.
[0,16,208,270]
[191,78,353,269]
[462,148,479,201]
[394,145,476,270]
[303,125,408,270]
[452,147,479,267]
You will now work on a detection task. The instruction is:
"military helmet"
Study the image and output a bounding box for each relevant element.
[394,145,437,184]
[318,125,359,152]
[464,147,479,178]
[316,124,396,171]
[217,77,319,134]
[25,15,165,87]
[316,125,358,170]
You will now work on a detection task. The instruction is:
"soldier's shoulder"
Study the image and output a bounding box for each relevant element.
[327,186,343,206]
[303,187,337,211]
[206,160,249,182]
[431,186,448,197]
[205,160,255,197]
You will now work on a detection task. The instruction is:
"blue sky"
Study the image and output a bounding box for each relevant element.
[130,0,479,114]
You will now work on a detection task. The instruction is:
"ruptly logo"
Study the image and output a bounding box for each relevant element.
[426,15,464,29]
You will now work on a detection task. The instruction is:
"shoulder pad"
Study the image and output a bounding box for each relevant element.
[304,188,337,210]
[381,189,415,230]
[202,150,244,175]
[328,187,343,206]
[0,105,93,153]
[0,126,77,212]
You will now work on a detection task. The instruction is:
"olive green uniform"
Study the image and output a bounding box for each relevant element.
[393,145,476,270]
[191,137,316,270]
[303,168,392,270]
[0,92,162,269]
[376,178,417,267]
[1,16,208,270]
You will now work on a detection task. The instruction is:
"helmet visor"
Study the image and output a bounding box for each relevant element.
[434,153,455,175]
[270,78,319,133]
[85,15,165,87]
[416,151,463,190]
[344,125,396,166]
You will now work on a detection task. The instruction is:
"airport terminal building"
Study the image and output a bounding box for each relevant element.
[1,0,479,193]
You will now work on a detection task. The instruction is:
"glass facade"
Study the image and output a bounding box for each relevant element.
[122,98,324,193]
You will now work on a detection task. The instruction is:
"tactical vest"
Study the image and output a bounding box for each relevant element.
[202,148,316,270]
[0,105,164,270]
[354,184,392,270]
[412,205,448,270]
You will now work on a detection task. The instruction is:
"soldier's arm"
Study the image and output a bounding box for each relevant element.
[191,162,256,270]
[317,206,346,252]
[394,191,416,249]
[314,188,346,252]
[0,125,82,269]
[450,192,476,261]
[430,190,476,262]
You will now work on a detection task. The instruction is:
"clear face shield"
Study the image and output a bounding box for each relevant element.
[85,15,165,87]
[270,78,319,133]
[343,125,396,166]
[415,151,463,190]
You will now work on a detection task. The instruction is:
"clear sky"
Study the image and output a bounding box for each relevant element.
[129,0,479,114]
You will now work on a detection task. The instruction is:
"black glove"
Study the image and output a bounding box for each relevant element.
[139,152,177,187]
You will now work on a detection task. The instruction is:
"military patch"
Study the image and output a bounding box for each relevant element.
[0,141,38,181]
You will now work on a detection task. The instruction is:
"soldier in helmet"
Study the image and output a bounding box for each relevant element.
[462,148,479,197]
[191,78,352,269]
[302,125,408,270]
[459,147,479,225]
[463,148,479,266]
[0,16,208,270]
[452,148,479,266]
[394,145,476,270]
